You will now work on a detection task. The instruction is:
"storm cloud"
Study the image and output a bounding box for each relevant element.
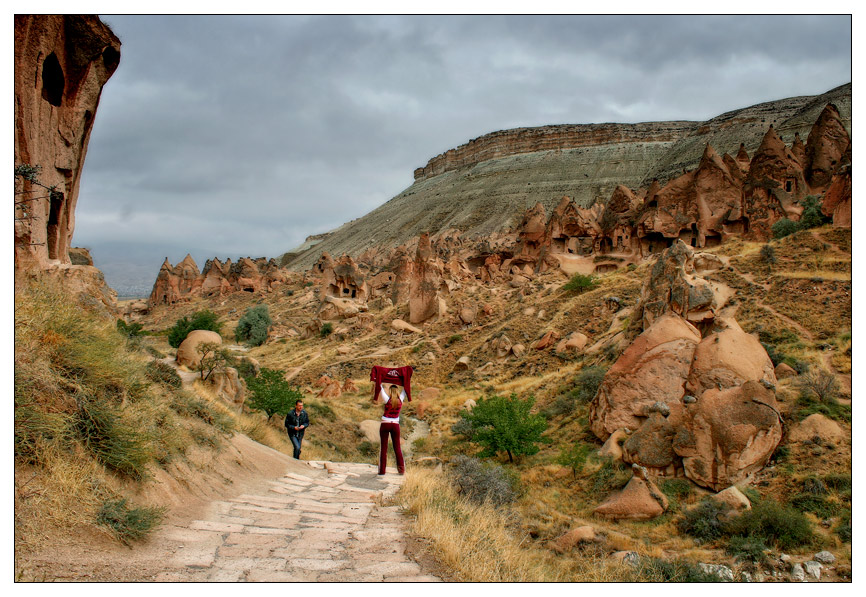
[73,15,851,295]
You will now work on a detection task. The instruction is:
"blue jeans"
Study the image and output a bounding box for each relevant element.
[289,434,302,459]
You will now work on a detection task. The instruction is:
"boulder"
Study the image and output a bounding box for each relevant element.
[788,413,846,444]
[459,304,477,325]
[318,380,342,399]
[621,413,678,475]
[589,313,700,440]
[408,233,442,323]
[336,344,352,355]
[358,420,381,443]
[342,378,358,393]
[314,374,332,387]
[673,381,782,490]
[319,295,361,320]
[774,362,797,379]
[207,366,245,409]
[391,319,422,334]
[511,343,526,358]
[535,330,561,350]
[550,526,596,553]
[598,428,631,462]
[593,465,668,521]
[418,387,441,401]
[453,356,471,371]
[176,330,222,369]
[711,485,751,512]
[490,334,513,358]
[813,551,836,564]
[685,317,776,397]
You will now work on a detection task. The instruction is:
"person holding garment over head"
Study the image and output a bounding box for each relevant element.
[370,365,413,474]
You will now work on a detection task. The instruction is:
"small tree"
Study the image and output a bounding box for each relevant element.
[771,218,800,239]
[196,342,229,381]
[562,273,598,293]
[246,367,302,417]
[759,244,777,266]
[556,442,594,478]
[235,305,271,346]
[167,310,221,348]
[116,319,145,338]
[460,393,548,463]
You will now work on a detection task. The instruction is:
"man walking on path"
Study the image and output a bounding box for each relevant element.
[285,399,309,459]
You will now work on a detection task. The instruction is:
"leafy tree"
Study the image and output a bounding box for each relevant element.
[771,218,800,239]
[459,393,548,463]
[246,367,302,417]
[235,305,271,346]
[556,442,594,478]
[562,273,598,293]
[196,342,229,381]
[798,196,831,230]
[167,310,221,348]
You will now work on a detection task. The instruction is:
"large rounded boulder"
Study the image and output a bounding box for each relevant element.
[176,330,222,369]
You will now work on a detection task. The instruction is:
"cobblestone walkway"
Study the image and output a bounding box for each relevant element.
[153,462,439,582]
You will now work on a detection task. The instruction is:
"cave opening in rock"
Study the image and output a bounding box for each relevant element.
[41,53,64,107]
[46,191,64,260]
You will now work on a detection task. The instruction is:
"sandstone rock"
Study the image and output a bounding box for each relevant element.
[511,343,526,358]
[788,413,846,444]
[176,330,222,369]
[804,103,850,190]
[598,428,631,462]
[774,362,797,379]
[686,317,776,397]
[535,330,561,350]
[268,413,283,428]
[14,16,121,270]
[318,380,342,399]
[453,356,471,371]
[609,551,640,567]
[711,486,751,512]
[207,366,245,409]
[673,381,782,490]
[418,387,441,402]
[621,412,678,474]
[463,399,476,411]
[408,233,442,323]
[490,334,513,358]
[550,526,596,553]
[358,420,381,443]
[459,304,477,325]
[391,319,422,334]
[593,465,668,521]
[791,563,805,582]
[510,274,529,288]
[698,563,734,582]
[68,247,94,266]
[314,375,332,387]
[319,295,362,320]
[342,378,358,393]
[803,560,822,580]
[336,344,352,355]
[589,313,700,440]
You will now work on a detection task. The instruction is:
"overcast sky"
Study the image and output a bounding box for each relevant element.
[72,15,852,295]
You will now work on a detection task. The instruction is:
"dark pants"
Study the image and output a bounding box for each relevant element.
[289,434,303,459]
[379,422,405,475]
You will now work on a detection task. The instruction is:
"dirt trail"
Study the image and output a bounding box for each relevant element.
[153,461,439,582]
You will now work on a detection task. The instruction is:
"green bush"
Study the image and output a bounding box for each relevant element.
[555,442,594,477]
[677,499,730,543]
[235,305,271,346]
[446,334,463,346]
[167,310,222,348]
[725,535,768,563]
[563,273,598,293]
[572,366,607,404]
[450,455,520,506]
[145,360,182,388]
[633,558,722,582]
[319,322,333,338]
[305,399,335,421]
[459,393,548,462]
[170,392,234,434]
[589,457,631,498]
[450,417,475,440]
[789,493,839,518]
[116,319,145,338]
[75,399,152,480]
[97,498,165,545]
[772,218,801,239]
[798,196,831,230]
[725,499,814,550]
[246,367,302,417]
[759,243,777,265]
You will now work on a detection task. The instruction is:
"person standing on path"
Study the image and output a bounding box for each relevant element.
[284,399,309,459]
[375,384,406,475]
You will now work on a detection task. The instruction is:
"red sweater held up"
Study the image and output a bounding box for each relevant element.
[370,365,413,402]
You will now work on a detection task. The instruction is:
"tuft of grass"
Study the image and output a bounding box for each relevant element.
[677,499,730,543]
[97,498,165,545]
[145,360,182,388]
[725,499,814,551]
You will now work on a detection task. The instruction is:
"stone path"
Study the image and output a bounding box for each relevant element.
[151,461,439,582]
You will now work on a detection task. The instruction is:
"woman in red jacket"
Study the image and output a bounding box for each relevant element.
[376,383,406,475]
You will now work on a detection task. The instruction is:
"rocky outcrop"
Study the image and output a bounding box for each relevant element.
[593,464,669,521]
[588,242,782,489]
[804,104,851,190]
[149,255,293,306]
[408,233,443,323]
[14,16,121,270]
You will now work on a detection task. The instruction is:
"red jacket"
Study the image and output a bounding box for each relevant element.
[370,365,413,402]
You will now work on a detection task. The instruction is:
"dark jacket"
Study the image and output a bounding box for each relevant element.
[285,409,310,438]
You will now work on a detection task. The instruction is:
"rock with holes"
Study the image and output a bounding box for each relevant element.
[673,381,782,491]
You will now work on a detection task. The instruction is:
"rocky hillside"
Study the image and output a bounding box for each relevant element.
[281,83,850,271]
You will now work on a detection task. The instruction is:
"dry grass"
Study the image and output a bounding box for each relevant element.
[397,467,632,582]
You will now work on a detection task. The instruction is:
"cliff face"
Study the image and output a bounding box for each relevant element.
[413,122,697,181]
[282,84,850,272]
[14,15,121,269]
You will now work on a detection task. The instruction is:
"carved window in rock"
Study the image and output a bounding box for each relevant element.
[46,191,64,260]
[41,53,64,107]
[785,179,794,193]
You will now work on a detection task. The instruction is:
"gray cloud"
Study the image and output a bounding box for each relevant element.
[74,15,851,295]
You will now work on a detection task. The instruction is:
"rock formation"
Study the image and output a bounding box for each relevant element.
[588,241,782,490]
[14,15,121,269]
[176,330,222,369]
